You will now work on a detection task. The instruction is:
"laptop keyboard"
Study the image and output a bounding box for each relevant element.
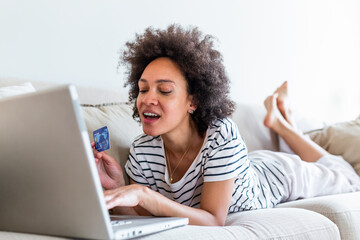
[111,220,132,226]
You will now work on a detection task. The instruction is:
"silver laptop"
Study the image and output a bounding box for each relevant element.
[0,85,188,239]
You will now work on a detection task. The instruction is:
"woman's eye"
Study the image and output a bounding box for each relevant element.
[160,90,172,94]
[159,87,173,94]
[139,89,148,93]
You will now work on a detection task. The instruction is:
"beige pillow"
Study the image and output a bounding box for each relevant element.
[81,103,143,184]
[306,117,360,175]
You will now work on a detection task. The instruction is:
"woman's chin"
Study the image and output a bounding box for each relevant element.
[142,127,161,137]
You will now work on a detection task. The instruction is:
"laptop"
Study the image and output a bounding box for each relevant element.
[0,85,188,239]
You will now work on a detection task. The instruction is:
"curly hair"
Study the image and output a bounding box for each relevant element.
[120,24,235,136]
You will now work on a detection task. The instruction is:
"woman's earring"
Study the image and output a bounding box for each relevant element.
[189,109,194,114]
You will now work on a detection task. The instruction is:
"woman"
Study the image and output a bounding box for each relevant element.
[92,24,360,226]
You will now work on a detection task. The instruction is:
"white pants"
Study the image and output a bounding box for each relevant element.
[277,136,360,201]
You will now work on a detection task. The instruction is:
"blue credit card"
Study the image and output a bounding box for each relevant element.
[93,126,110,152]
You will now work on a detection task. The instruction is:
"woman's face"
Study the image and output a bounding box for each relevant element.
[136,57,195,137]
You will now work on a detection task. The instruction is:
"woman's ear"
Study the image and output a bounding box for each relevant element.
[187,95,197,114]
[190,103,197,111]
[188,105,196,114]
[189,96,198,114]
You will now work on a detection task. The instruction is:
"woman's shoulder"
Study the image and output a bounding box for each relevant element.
[204,117,245,147]
[132,134,162,147]
[208,118,239,138]
[210,117,237,127]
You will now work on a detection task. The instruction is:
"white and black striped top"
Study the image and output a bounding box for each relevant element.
[125,118,287,213]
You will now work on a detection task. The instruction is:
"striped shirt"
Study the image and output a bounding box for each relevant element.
[125,118,287,213]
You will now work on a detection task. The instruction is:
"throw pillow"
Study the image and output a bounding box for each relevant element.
[306,118,360,175]
[81,103,143,184]
[0,82,36,99]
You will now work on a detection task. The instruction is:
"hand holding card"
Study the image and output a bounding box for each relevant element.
[92,127,124,189]
[93,126,110,152]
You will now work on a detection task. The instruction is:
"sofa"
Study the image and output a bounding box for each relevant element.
[1,78,360,240]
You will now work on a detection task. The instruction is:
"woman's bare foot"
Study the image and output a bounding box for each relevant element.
[274,82,289,120]
[273,81,297,127]
[263,93,289,131]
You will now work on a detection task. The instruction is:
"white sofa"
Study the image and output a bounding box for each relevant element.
[1,79,360,240]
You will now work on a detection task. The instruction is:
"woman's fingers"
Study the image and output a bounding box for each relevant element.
[100,151,115,165]
[91,141,115,164]
[104,186,141,209]
[91,142,101,158]
[91,141,112,165]
[104,189,129,209]
[90,141,125,189]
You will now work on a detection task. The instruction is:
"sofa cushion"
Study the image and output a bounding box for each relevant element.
[278,192,360,240]
[0,208,340,240]
[138,208,339,240]
[306,118,360,175]
[0,82,36,99]
[231,103,279,152]
[81,103,143,184]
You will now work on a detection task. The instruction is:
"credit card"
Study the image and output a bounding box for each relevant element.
[93,126,110,152]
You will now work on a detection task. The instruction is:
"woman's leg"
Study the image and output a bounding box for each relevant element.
[263,82,328,162]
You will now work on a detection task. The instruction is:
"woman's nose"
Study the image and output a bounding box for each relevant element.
[142,90,158,105]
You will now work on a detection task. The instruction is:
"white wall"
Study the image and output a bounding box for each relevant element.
[1,0,359,123]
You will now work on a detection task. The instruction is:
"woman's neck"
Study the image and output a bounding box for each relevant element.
[161,119,199,155]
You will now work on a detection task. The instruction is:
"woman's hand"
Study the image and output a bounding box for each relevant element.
[103,179,235,226]
[91,142,125,189]
[104,184,145,209]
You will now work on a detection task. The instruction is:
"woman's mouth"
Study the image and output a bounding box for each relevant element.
[143,112,160,123]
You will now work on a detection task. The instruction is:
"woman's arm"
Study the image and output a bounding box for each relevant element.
[105,178,235,226]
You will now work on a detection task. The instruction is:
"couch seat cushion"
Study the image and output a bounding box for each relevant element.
[140,208,339,240]
[278,192,360,240]
[0,208,339,240]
